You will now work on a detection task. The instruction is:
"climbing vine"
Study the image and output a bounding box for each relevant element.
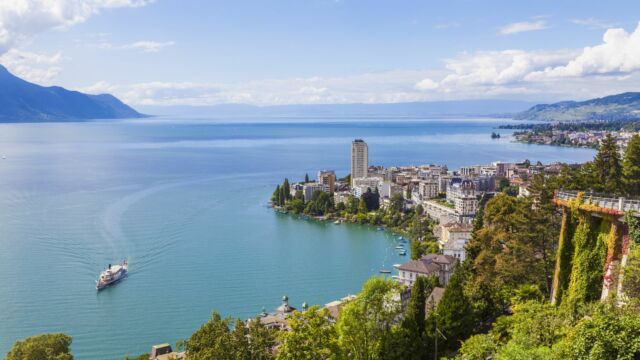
[552,210,575,305]
[626,211,640,244]
[565,214,609,309]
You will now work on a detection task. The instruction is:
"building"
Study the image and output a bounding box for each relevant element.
[352,176,382,189]
[447,179,478,220]
[302,182,328,202]
[258,295,299,330]
[334,191,351,205]
[394,254,457,287]
[440,222,474,261]
[418,180,439,199]
[422,199,458,225]
[352,185,370,198]
[149,344,185,360]
[378,181,403,198]
[318,170,336,194]
[351,139,368,186]
[324,295,356,320]
[425,287,445,315]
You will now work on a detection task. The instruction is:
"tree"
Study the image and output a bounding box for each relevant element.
[346,196,359,215]
[336,277,402,360]
[395,276,439,360]
[590,133,623,194]
[357,197,367,214]
[186,312,274,360]
[305,173,310,183]
[276,307,340,360]
[557,304,640,359]
[624,244,640,299]
[186,312,234,359]
[283,178,291,201]
[272,185,281,206]
[361,188,380,211]
[389,193,404,213]
[623,134,640,197]
[246,319,276,360]
[410,240,438,260]
[455,334,496,360]
[466,193,555,298]
[431,264,476,354]
[6,333,73,360]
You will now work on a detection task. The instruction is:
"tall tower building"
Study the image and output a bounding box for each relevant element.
[351,139,368,186]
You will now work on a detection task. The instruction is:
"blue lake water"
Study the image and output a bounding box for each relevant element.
[0,118,595,359]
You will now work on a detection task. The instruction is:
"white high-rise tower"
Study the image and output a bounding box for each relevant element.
[351,139,368,186]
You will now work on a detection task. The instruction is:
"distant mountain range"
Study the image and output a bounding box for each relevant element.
[515,92,640,122]
[0,65,144,122]
[4,62,637,123]
[137,100,536,119]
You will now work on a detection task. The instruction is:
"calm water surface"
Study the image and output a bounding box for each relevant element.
[0,118,595,359]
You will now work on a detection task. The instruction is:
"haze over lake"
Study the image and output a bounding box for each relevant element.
[0,118,595,359]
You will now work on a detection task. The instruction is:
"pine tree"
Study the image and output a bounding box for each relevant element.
[358,197,367,214]
[393,276,436,360]
[304,173,309,183]
[623,134,640,197]
[272,185,281,206]
[283,178,291,200]
[591,133,623,194]
[279,185,286,206]
[433,263,475,353]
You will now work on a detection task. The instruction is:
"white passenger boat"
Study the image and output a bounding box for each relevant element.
[96,260,128,290]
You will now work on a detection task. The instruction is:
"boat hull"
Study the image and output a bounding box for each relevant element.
[96,268,127,290]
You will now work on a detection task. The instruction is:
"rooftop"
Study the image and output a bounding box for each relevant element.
[395,254,456,274]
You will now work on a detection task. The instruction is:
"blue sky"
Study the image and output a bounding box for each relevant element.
[2,0,640,106]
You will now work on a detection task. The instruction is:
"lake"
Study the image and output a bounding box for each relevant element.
[0,118,595,359]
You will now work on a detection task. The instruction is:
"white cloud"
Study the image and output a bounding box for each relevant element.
[439,49,577,86]
[410,22,640,101]
[571,18,618,30]
[80,69,449,106]
[528,23,640,79]
[415,78,439,90]
[499,20,549,35]
[0,0,155,54]
[122,40,175,52]
[74,22,640,106]
[89,39,175,52]
[0,48,64,83]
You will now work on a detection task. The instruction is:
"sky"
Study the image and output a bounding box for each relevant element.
[2,0,640,106]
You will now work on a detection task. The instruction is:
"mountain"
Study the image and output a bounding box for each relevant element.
[138,100,535,119]
[0,65,144,122]
[516,92,640,122]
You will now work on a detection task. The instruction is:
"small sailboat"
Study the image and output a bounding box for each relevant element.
[399,250,407,256]
[395,245,404,249]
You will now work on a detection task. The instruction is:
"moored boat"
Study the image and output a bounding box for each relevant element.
[379,269,391,274]
[96,260,128,290]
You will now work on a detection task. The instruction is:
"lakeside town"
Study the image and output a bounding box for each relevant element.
[501,119,640,151]
[137,138,585,360]
[276,138,568,264]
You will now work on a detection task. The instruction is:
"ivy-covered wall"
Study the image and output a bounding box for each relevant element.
[551,210,575,305]
[552,209,611,307]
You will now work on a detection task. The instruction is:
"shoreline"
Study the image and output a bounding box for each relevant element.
[271,204,414,244]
